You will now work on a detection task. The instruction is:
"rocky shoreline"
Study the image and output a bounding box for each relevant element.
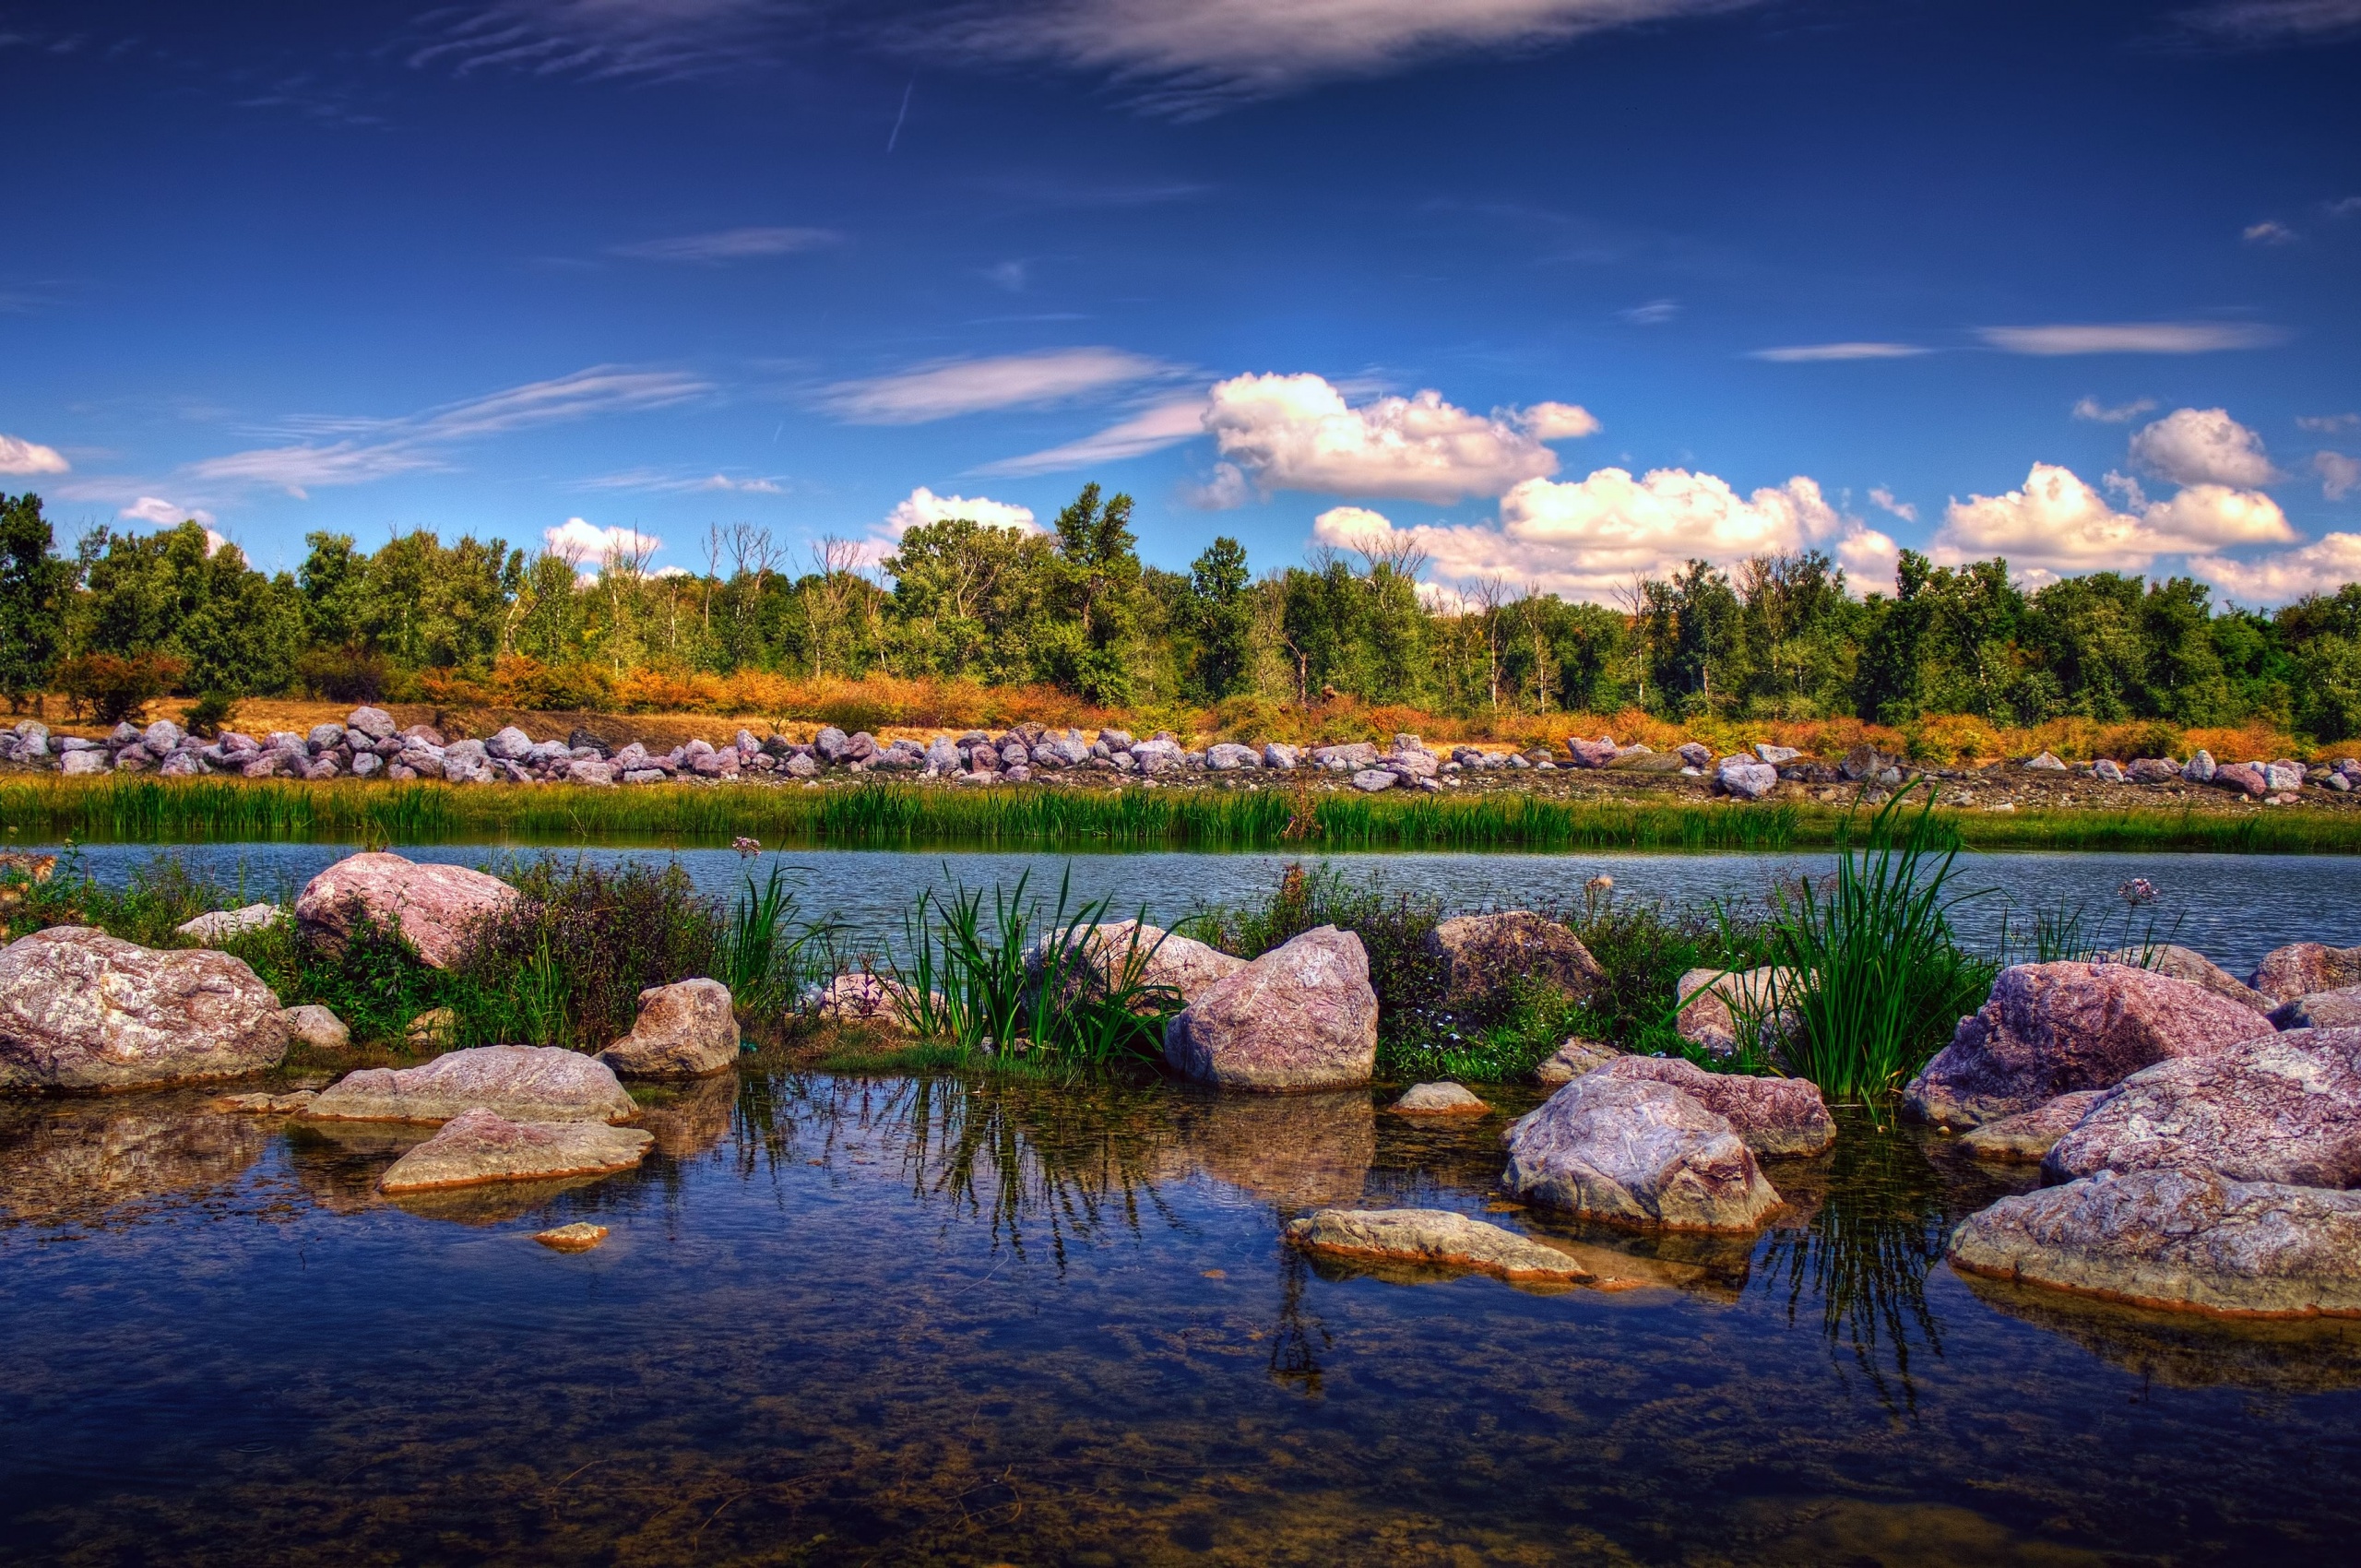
[7,843,2361,1322]
[6,709,2356,815]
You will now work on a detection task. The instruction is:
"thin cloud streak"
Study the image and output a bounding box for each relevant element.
[189,365,713,497]
[821,348,1180,424]
[1978,322,2284,355]
[974,394,1209,475]
[1749,342,1928,362]
[610,226,840,263]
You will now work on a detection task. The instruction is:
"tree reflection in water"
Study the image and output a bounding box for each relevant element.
[1754,1111,1964,1414]
[734,1069,1185,1266]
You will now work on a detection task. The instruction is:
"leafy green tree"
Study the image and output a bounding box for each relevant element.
[0,493,73,707]
[1186,536,1254,702]
[1040,483,1144,704]
[82,521,303,696]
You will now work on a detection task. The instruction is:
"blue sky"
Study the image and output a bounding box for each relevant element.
[4,0,2358,602]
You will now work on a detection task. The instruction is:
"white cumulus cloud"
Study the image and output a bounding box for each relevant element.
[0,434,68,475]
[1520,401,1602,440]
[823,348,1176,424]
[1978,322,2284,355]
[2318,451,2361,501]
[881,486,1039,537]
[1306,466,1892,601]
[2128,407,2280,488]
[119,495,219,529]
[546,517,660,572]
[1204,373,1574,505]
[1935,462,2294,573]
[2193,533,2361,605]
[1869,486,1917,524]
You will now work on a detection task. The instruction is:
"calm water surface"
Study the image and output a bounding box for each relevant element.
[30,842,2361,972]
[4,1073,2360,1566]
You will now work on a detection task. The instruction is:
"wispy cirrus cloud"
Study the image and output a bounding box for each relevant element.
[974,394,1209,475]
[188,365,712,497]
[821,347,1179,424]
[582,467,786,494]
[1748,341,1928,362]
[914,0,1762,116]
[610,226,840,263]
[2072,396,2158,423]
[1978,322,2284,355]
[406,0,806,84]
[2177,0,2361,45]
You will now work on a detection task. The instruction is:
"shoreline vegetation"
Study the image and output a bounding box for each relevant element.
[8,773,2361,853]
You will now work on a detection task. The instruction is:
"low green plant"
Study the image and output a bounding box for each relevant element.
[1760,783,1999,1107]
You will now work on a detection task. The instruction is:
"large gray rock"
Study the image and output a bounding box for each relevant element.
[1717,756,1778,800]
[1163,926,1378,1091]
[2043,1029,2361,1188]
[1947,1167,2361,1318]
[1585,1055,1835,1157]
[2271,987,2361,1032]
[1903,961,2276,1129]
[1204,742,1260,771]
[303,1044,637,1124]
[378,1107,652,1194]
[2093,944,2271,1012]
[596,978,740,1078]
[1284,1207,1590,1284]
[1956,1090,2107,1163]
[2252,943,2361,1004]
[1500,1073,1784,1231]
[0,927,289,1091]
[175,903,282,945]
[293,852,521,969]
[1422,911,1605,1010]
[346,706,397,740]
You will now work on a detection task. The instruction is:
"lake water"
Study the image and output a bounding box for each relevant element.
[30,840,2361,974]
[5,1072,2359,1565]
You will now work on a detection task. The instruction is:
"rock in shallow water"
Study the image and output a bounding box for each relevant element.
[378,1107,652,1193]
[1533,1036,1620,1086]
[1501,1074,1783,1232]
[2252,943,2361,1006]
[1390,1082,1489,1115]
[279,1004,350,1051]
[0,927,288,1091]
[304,1044,637,1124]
[1903,961,2276,1129]
[1955,1090,2107,1163]
[1947,1167,2361,1318]
[1284,1207,1590,1283]
[2042,1028,2361,1188]
[596,979,739,1078]
[534,1221,610,1252]
[1585,1055,1835,1157]
[1163,926,1377,1091]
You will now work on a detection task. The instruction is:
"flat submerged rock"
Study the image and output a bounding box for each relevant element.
[1285,1207,1592,1283]
[1948,1167,2361,1319]
[379,1108,652,1194]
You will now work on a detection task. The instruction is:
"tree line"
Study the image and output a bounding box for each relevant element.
[4,485,2358,739]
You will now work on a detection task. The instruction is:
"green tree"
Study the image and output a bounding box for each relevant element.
[81,521,303,696]
[1186,536,1254,701]
[0,493,73,707]
[1041,483,1144,704]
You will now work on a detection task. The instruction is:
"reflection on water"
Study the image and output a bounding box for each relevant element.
[6,1069,2361,1564]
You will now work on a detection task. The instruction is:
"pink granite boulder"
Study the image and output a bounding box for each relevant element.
[2251,943,2361,1005]
[596,978,740,1078]
[1163,925,1378,1091]
[1585,1054,1835,1157]
[293,852,520,969]
[1903,961,2277,1129]
[0,926,288,1090]
[2043,1028,2361,1188]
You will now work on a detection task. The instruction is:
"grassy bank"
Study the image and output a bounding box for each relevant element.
[6,774,2361,854]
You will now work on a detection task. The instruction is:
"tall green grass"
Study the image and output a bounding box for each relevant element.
[1759,785,1999,1107]
[7,773,2356,853]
